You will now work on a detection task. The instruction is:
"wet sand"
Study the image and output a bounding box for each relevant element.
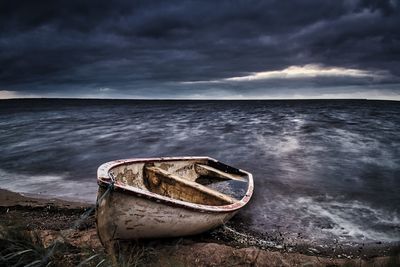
[0,188,398,266]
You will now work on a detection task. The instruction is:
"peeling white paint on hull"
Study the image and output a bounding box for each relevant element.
[97,189,236,241]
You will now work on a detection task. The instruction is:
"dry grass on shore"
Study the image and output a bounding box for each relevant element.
[1,223,400,267]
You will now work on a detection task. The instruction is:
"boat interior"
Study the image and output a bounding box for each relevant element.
[108,159,249,206]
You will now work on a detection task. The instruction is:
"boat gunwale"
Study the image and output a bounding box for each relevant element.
[97,156,254,213]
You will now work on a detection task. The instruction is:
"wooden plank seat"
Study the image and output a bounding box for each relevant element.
[144,166,238,206]
[194,164,247,182]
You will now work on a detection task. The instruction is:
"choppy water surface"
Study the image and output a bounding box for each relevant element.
[0,99,399,246]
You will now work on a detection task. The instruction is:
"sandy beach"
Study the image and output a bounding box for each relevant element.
[0,188,398,266]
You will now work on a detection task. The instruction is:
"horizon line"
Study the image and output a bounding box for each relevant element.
[1,97,399,102]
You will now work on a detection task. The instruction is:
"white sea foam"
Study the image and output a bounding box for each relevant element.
[0,169,97,203]
[245,193,400,244]
[295,196,400,242]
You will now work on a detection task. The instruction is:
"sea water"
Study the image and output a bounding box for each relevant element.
[0,99,399,245]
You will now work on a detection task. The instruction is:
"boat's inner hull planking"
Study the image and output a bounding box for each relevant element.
[109,159,249,206]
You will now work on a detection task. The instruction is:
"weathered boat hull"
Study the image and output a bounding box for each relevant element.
[95,157,253,248]
[96,188,236,243]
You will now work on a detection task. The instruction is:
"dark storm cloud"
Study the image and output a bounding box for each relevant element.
[0,0,399,98]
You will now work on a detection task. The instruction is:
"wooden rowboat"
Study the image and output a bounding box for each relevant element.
[95,156,253,247]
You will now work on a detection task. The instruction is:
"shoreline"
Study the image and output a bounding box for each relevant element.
[0,188,399,266]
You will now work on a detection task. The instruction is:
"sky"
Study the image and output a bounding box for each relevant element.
[0,0,399,100]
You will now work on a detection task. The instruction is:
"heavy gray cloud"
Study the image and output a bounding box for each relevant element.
[0,0,399,99]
